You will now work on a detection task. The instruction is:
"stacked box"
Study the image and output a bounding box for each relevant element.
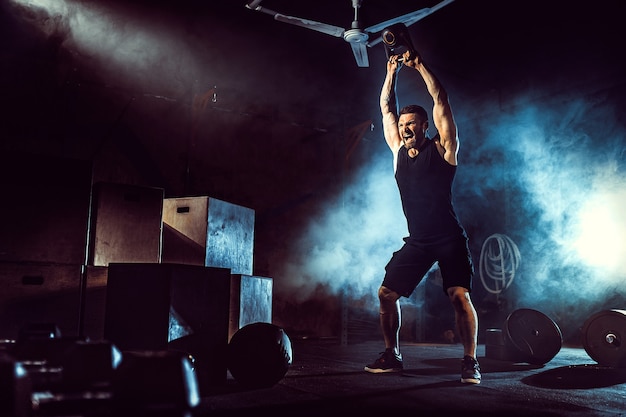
[103,263,231,391]
[161,196,254,275]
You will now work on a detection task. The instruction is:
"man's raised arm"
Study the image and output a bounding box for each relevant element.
[380,58,403,152]
[402,50,459,165]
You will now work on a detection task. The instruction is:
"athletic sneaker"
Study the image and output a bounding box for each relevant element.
[364,349,403,373]
[461,355,481,384]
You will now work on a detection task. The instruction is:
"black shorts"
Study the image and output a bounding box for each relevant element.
[382,236,474,297]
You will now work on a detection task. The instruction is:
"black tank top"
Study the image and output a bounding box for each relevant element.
[395,138,466,244]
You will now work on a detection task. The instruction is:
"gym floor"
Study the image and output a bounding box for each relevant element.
[196,338,626,417]
[6,335,626,416]
[8,325,626,417]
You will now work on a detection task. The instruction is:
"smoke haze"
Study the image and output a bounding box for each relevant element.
[278,79,626,338]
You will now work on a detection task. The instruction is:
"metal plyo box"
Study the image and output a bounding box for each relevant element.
[162,196,254,275]
[229,274,273,340]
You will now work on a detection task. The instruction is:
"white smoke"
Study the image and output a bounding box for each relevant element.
[277,85,626,340]
[491,99,625,295]
[277,149,409,304]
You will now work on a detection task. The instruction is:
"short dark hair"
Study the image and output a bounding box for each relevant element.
[399,105,428,123]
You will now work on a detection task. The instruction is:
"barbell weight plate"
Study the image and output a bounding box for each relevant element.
[504,308,563,365]
[581,309,626,368]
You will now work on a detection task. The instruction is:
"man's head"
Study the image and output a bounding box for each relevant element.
[398,105,429,150]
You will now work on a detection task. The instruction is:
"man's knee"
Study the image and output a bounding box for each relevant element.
[378,286,399,315]
[447,286,471,308]
[378,285,400,305]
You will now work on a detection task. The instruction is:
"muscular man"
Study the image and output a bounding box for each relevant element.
[364,49,481,384]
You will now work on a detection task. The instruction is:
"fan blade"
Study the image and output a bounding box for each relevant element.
[274,13,345,38]
[246,3,345,38]
[350,42,369,67]
[364,0,455,34]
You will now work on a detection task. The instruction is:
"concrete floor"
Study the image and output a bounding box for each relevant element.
[7,337,626,416]
[194,338,626,417]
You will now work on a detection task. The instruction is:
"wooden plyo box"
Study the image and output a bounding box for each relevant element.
[0,264,108,340]
[90,182,164,267]
[161,196,254,275]
[103,263,231,390]
[0,263,82,339]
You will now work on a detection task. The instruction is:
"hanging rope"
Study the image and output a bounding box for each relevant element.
[479,233,521,295]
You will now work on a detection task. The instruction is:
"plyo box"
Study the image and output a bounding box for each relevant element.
[90,182,164,267]
[161,196,254,275]
[229,274,273,340]
[103,263,231,390]
[0,263,108,340]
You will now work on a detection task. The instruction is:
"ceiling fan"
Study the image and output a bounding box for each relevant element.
[244,0,455,67]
